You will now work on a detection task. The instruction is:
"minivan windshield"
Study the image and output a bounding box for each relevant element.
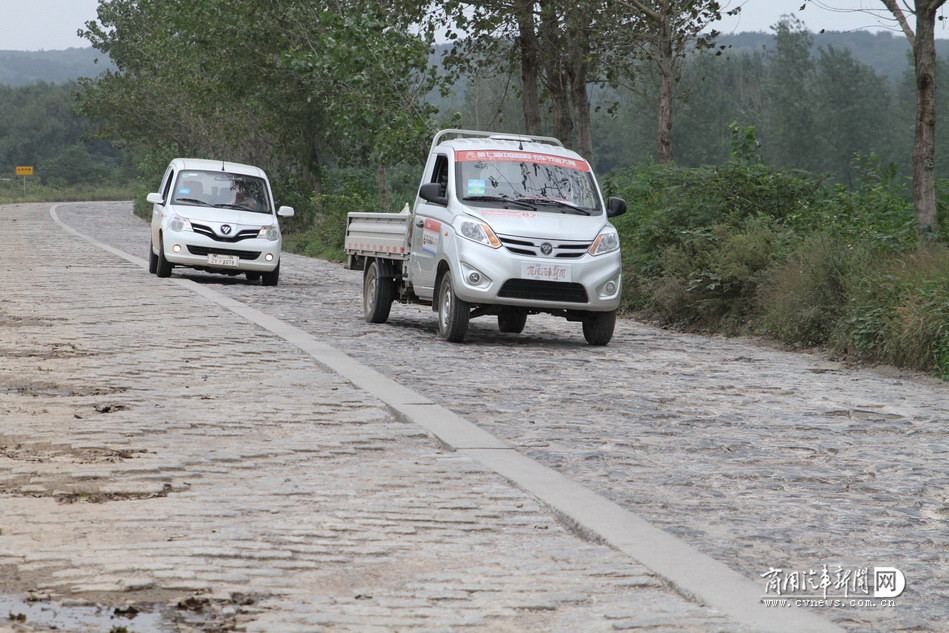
[455,150,601,215]
[172,170,272,214]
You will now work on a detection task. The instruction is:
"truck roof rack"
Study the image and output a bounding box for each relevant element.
[430,129,564,155]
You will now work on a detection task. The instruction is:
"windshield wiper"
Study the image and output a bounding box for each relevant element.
[463,195,536,210]
[517,198,592,215]
[209,203,249,211]
[174,197,210,206]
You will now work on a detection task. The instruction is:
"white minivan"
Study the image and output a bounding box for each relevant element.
[147,158,294,285]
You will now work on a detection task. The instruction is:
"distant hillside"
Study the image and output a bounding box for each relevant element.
[0,48,113,86]
[720,30,949,82]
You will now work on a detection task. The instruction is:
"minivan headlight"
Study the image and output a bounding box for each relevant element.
[258,224,280,241]
[168,215,192,233]
[457,219,501,248]
[589,227,620,256]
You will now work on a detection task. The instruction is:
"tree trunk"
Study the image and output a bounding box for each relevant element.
[516,1,542,135]
[378,163,389,212]
[656,21,675,164]
[912,8,939,233]
[539,0,572,144]
[565,5,593,159]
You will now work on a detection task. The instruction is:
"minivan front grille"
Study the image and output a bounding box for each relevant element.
[498,279,588,303]
[191,222,260,242]
[496,234,592,259]
[187,246,261,260]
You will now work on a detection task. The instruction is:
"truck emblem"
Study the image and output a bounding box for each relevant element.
[540,242,553,255]
[220,224,232,235]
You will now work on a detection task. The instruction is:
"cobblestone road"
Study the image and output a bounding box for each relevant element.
[1,202,750,632]
[59,200,949,632]
[16,201,949,631]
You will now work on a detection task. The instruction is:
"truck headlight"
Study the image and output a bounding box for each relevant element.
[258,224,280,241]
[458,220,501,248]
[168,215,192,233]
[588,227,619,256]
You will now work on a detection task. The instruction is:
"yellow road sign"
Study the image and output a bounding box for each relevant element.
[16,166,33,176]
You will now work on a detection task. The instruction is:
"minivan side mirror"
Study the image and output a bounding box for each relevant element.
[277,205,295,217]
[146,192,163,204]
[606,197,627,218]
[418,182,448,206]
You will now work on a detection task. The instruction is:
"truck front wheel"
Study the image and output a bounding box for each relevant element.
[582,310,616,345]
[437,275,469,342]
[364,260,394,323]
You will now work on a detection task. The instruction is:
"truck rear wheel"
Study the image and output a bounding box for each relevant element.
[498,307,527,333]
[364,260,394,323]
[582,310,616,345]
[437,274,469,342]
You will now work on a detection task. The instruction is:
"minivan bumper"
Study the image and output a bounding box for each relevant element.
[161,229,281,272]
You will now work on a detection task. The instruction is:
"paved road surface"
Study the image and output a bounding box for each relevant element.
[1,201,945,631]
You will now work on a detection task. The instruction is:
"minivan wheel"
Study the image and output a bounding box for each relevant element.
[363,260,395,323]
[498,307,527,333]
[582,310,616,345]
[261,262,280,286]
[155,236,173,278]
[437,274,469,342]
[148,240,158,274]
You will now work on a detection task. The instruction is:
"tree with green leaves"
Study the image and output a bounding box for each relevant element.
[806,0,946,232]
[79,0,441,189]
[612,0,736,163]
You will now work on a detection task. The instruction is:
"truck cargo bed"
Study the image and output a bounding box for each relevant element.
[344,212,411,260]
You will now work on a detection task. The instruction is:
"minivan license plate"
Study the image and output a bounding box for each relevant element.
[208,253,239,267]
[521,262,571,282]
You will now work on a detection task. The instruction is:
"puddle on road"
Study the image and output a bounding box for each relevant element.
[0,594,173,633]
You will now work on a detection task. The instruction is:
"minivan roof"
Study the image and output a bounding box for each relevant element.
[170,158,267,179]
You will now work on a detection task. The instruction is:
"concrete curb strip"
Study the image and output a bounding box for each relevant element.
[50,204,845,633]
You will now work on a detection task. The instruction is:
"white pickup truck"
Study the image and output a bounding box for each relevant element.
[344,129,627,345]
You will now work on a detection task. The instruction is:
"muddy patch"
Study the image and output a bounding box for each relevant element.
[0,379,127,399]
[0,441,146,464]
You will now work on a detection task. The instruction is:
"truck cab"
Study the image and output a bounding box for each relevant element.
[345,129,626,344]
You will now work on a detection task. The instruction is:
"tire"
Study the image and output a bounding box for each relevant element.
[261,262,280,286]
[363,260,395,323]
[155,236,173,278]
[246,271,261,283]
[437,274,469,342]
[148,240,158,274]
[582,310,616,345]
[498,307,527,333]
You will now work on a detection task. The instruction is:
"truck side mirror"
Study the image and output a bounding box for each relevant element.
[277,205,295,217]
[419,183,448,206]
[607,197,627,218]
[146,192,163,204]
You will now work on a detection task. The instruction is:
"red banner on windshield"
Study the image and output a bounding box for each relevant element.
[456,150,591,173]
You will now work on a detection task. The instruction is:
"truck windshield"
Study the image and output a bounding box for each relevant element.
[455,150,601,215]
[172,170,272,214]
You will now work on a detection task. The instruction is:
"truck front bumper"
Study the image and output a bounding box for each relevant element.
[450,239,622,312]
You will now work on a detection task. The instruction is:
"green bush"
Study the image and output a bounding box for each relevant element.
[607,150,948,378]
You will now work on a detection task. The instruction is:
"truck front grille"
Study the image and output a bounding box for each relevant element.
[187,246,261,260]
[498,279,588,303]
[497,234,592,259]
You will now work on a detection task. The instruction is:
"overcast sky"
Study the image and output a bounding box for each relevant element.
[0,0,947,52]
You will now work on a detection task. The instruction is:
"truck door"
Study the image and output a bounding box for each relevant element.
[410,153,450,298]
